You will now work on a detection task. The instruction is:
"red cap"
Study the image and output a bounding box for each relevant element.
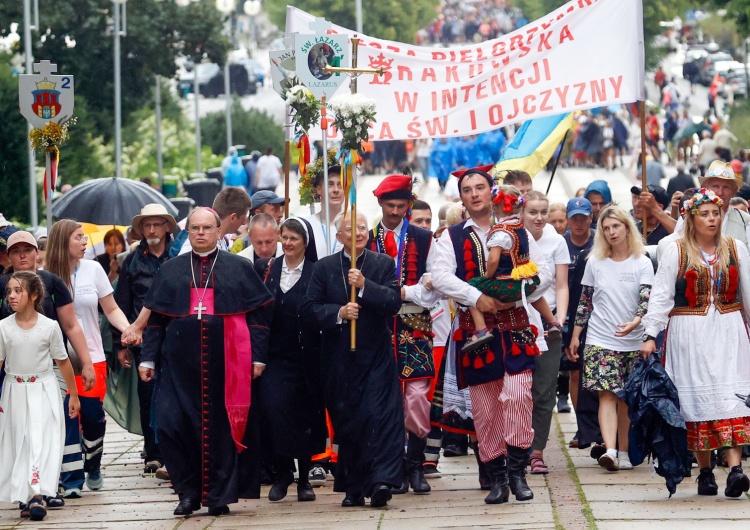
[451,164,495,189]
[373,174,413,201]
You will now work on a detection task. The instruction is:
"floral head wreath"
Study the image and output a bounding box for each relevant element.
[491,185,525,214]
[299,148,339,206]
[682,188,723,216]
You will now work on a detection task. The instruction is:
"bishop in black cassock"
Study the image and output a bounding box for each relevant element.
[302,212,404,509]
[139,208,274,517]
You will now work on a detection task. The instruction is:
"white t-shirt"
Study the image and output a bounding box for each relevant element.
[71,259,114,364]
[535,229,570,312]
[581,254,654,352]
[255,155,282,189]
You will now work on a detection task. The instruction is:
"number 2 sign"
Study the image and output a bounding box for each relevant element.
[18,60,75,128]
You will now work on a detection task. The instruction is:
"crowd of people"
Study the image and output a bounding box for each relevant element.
[1,138,749,522]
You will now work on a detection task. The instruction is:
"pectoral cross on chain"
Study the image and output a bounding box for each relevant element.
[194,301,207,320]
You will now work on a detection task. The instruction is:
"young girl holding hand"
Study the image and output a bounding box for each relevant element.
[0,271,80,521]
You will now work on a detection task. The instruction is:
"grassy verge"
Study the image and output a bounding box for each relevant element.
[555,415,598,530]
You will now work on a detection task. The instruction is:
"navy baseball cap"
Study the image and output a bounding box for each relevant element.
[566,198,592,218]
[251,191,287,209]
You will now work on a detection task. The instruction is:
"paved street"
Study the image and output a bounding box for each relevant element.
[1,409,747,529]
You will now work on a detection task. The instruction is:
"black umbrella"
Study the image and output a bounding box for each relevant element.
[51,177,178,226]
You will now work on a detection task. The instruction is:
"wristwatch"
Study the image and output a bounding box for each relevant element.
[642,334,656,343]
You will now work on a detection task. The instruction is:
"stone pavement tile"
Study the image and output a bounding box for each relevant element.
[599,521,750,530]
[209,506,382,527]
[588,498,750,520]
[379,511,554,529]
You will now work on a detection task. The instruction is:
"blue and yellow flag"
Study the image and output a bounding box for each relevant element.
[493,113,574,178]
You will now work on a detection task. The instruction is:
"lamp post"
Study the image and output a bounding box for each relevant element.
[23,0,39,226]
[113,0,127,179]
[244,0,261,58]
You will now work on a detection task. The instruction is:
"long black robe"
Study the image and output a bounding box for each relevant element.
[301,249,404,497]
[141,249,273,508]
[260,257,326,458]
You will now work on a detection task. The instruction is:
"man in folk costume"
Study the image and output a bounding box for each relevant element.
[700,160,750,246]
[367,174,441,495]
[432,165,552,504]
[302,211,404,509]
[138,207,274,517]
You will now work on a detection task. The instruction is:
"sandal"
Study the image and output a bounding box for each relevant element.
[461,329,494,353]
[530,454,549,475]
[27,496,46,521]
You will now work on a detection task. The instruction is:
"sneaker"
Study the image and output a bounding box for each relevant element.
[62,488,82,499]
[696,467,718,496]
[309,465,327,486]
[86,470,103,491]
[155,466,170,481]
[598,451,619,472]
[443,445,468,457]
[557,394,571,413]
[568,435,579,449]
[423,464,442,479]
[725,465,750,498]
[617,452,633,470]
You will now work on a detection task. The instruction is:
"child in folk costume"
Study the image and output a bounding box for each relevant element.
[463,185,560,352]
[0,271,79,521]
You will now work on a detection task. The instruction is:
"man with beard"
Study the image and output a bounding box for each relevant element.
[113,204,176,478]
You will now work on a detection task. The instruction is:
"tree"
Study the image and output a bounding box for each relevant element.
[711,1,750,36]
[1,0,231,140]
[0,55,31,223]
[265,0,440,43]
[200,100,285,158]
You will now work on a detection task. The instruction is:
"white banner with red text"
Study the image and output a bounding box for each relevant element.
[286,0,645,141]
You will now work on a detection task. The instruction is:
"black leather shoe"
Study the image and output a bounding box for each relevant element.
[207,505,230,516]
[725,465,750,498]
[697,467,718,495]
[370,484,392,508]
[173,498,199,516]
[44,494,65,508]
[341,494,365,507]
[442,445,467,457]
[268,474,294,501]
[297,481,316,502]
[391,477,408,494]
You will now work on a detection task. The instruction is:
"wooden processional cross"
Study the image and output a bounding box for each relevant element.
[322,36,383,351]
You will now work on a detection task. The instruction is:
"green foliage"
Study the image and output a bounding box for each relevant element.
[200,100,285,158]
[0,56,31,223]
[5,0,231,141]
[711,0,750,36]
[726,98,750,148]
[701,14,741,51]
[265,0,440,43]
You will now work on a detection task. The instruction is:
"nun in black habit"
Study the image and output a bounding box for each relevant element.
[302,211,404,509]
[259,218,326,502]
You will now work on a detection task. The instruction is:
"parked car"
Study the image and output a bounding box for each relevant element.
[700,51,734,85]
[179,62,258,98]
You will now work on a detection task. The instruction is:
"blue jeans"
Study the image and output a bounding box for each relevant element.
[60,395,106,491]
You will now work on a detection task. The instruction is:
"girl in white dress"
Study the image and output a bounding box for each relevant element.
[642,189,750,498]
[0,271,79,521]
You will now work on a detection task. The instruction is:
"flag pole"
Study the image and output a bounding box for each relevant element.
[639,101,648,241]
[46,150,53,228]
[545,130,569,196]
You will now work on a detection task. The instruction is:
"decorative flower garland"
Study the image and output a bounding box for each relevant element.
[682,187,722,215]
[284,78,322,178]
[28,118,76,201]
[299,148,339,207]
[327,93,376,152]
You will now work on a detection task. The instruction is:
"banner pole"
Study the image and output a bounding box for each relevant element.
[45,150,53,228]
[545,130,569,196]
[639,101,648,241]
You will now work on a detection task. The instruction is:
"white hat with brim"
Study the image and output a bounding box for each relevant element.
[131,204,178,233]
[699,160,742,191]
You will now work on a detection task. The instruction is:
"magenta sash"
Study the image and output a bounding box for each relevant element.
[223,313,252,453]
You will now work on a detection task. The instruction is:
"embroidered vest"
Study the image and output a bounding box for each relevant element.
[448,221,485,281]
[486,217,538,281]
[367,222,432,286]
[671,239,741,317]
